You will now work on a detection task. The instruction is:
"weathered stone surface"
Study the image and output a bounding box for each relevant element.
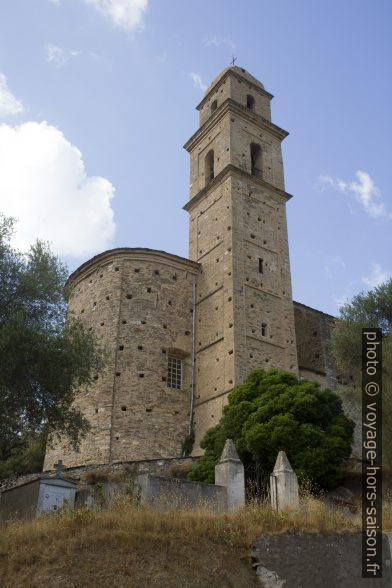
[270,451,299,511]
[219,438,240,462]
[44,249,199,469]
[46,457,198,481]
[252,532,392,586]
[273,450,293,473]
[293,301,337,389]
[185,66,298,453]
[137,473,227,512]
[215,439,245,511]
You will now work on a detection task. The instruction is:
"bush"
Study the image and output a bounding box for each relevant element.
[187,454,218,484]
[188,369,354,490]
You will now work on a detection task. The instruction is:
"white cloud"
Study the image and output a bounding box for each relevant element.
[46,44,81,68]
[83,0,148,32]
[0,121,115,257]
[0,73,25,119]
[189,72,207,93]
[362,263,389,289]
[202,34,236,51]
[319,171,388,219]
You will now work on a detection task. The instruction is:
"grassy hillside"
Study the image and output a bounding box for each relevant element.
[0,499,382,588]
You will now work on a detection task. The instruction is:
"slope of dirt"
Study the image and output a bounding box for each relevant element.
[0,497,366,587]
[0,506,260,588]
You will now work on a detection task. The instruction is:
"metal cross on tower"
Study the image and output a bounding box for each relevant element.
[230,56,237,66]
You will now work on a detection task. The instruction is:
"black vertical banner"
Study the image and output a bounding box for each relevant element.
[362,328,382,578]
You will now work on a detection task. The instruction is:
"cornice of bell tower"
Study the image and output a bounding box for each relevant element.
[196,66,273,112]
[195,66,275,128]
[184,98,288,154]
[183,164,293,213]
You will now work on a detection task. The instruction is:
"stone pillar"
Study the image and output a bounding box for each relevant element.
[270,451,299,511]
[215,439,245,511]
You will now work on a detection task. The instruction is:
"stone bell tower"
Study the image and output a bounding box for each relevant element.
[184,66,298,451]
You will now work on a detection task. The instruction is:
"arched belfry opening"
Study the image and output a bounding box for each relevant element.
[205,149,215,185]
[250,143,262,177]
[246,94,255,111]
[211,100,217,113]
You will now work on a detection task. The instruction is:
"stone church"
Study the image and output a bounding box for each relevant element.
[44,66,337,471]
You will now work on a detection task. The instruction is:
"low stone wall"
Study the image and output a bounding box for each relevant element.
[0,472,42,493]
[252,532,392,586]
[74,473,227,512]
[1,446,244,515]
[70,441,243,513]
[0,457,198,493]
[137,473,227,512]
[55,457,198,481]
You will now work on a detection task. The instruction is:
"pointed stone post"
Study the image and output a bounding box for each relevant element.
[215,439,245,511]
[270,451,299,511]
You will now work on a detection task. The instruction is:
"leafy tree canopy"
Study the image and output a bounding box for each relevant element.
[0,214,105,476]
[331,279,392,465]
[188,369,354,490]
[0,430,47,480]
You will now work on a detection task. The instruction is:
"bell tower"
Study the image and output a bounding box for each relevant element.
[184,66,298,451]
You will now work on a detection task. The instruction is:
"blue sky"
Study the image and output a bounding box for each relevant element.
[0,0,390,315]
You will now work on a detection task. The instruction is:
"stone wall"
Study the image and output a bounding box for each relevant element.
[58,457,198,480]
[2,457,198,494]
[252,532,392,586]
[293,300,337,389]
[73,442,244,514]
[293,301,363,467]
[136,473,227,512]
[44,249,199,470]
[0,478,41,522]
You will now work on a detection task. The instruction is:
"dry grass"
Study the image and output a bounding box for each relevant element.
[0,496,387,588]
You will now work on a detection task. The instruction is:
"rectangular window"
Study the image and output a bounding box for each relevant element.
[167,356,182,389]
[261,323,267,337]
[258,258,264,274]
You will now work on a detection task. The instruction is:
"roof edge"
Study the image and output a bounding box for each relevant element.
[67,247,200,287]
[293,300,336,321]
[197,67,273,111]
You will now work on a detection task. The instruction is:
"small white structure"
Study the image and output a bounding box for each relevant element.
[37,477,77,516]
[215,439,245,511]
[0,459,77,522]
[270,451,299,511]
[0,475,77,522]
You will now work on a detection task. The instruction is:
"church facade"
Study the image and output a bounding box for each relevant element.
[44,67,337,470]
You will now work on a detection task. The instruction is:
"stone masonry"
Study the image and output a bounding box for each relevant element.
[184,67,298,451]
[44,66,343,470]
[44,249,199,469]
[293,301,337,390]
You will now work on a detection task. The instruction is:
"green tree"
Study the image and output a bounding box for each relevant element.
[331,279,392,466]
[0,215,104,478]
[0,430,47,480]
[188,369,354,490]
